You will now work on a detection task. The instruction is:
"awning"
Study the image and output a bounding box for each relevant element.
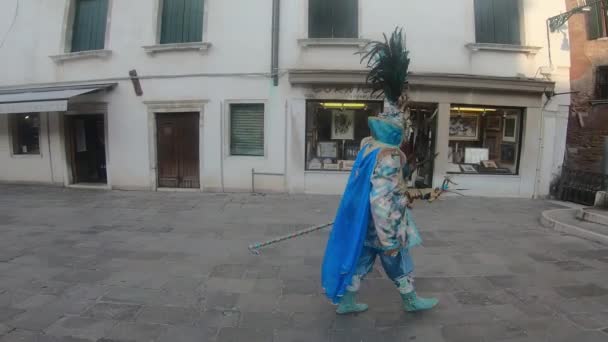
[0,83,116,114]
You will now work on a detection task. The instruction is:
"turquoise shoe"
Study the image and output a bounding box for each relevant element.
[336,291,368,315]
[400,291,438,312]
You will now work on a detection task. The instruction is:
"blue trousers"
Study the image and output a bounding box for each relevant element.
[347,245,415,294]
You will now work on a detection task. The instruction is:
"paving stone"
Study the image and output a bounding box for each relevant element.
[156,325,218,342]
[273,328,329,342]
[206,278,256,294]
[235,294,278,312]
[239,312,291,330]
[12,294,57,310]
[135,306,198,326]
[554,283,608,299]
[0,307,25,321]
[198,310,240,329]
[203,292,239,311]
[453,291,509,306]
[105,322,167,342]
[45,316,116,340]
[217,327,273,342]
[210,265,248,279]
[81,303,141,321]
[552,260,593,271]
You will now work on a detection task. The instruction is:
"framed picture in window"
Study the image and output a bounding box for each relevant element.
[449,115,480,141]
[317,141,338,158]
[500,143,516,163]
[503,115,518,142]
[485,116,501,131]
[460,164,478,173]
[331,110,355,140]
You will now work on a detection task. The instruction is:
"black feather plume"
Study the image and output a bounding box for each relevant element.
[359,27,410,106]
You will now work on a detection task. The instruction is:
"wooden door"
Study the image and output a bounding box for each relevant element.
[156,113,199,188]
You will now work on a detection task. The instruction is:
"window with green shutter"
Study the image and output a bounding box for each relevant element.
[587,1,608,40]
[230,104,265,157]
[597,66,608,99]
[71,0,109,52]
[474,0,521,45]
[160,0,204,44]
[309,0,358,38]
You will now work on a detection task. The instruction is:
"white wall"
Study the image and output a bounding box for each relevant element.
[0,0,571,196]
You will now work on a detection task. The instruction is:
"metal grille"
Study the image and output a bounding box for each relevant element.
[555,167,608,205]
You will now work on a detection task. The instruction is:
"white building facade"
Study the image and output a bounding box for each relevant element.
[0,0,571,197]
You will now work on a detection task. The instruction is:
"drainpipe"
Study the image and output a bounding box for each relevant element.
[271,0,280,86]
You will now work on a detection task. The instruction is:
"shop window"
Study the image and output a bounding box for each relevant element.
[305,100,382,171]
[587,0,608,40]
[71,0,109,52]
[447,106,523,175]
[230,103,264,157]
[597,66,608,99]
[474,0,521,45]
[160,0,204,44]
[11,113,40,155]
[308,0,358,38]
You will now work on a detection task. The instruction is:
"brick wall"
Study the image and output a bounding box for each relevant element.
[565,0,608,172]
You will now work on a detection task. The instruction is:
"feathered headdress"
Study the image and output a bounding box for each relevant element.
[359,27,410,120]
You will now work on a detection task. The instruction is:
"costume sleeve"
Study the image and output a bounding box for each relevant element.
[369,150,409,250]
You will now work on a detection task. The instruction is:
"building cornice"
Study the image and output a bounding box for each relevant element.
[288,69,555,94]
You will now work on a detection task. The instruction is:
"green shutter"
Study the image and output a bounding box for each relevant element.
[71,0,108,52]
[230,104,265,156]
[475,0,495,43]
[493,0,521,44]
[332,0,358,38]
[309,0,332,38]
[475,0,520,44]
[161,0,204,44]
[587,1,602,40]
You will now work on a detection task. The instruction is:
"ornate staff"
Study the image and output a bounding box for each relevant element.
[248,176,464,254]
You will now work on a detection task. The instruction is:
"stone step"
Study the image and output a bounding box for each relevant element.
[576,207,608,227]
[541,208,608,245]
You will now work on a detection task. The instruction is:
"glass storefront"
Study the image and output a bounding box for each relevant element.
[305,100,383,171]
[447,105,523,175]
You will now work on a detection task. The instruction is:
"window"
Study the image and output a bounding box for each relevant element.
[448,106,523,175]
[597,66,608,99]
[308,0,358,38]
[11,114,40,155]
[71,0,109,52]
[587,0,608,40]
[230,104,264,156]
[160,0,204,44]
[474,0,521,45]
[305,100,382,171]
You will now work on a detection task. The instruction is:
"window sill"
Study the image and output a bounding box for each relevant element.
[298,38,370,48]
[143,42,212,55]
[49,50,112,63]
[305,169,351,174]
[10,153,42,159]
[466,43,542,55]
[591,99,608,105]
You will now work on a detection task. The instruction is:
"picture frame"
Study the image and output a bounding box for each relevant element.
[481,160,498,169]
[464,148,489,164]
[459,164,478,173]
[331,110,355,140]
[449,114,480,141]
[500,143,516,163]
[503,114,518,143]
[317,141,338,158]
[485,115,501,131]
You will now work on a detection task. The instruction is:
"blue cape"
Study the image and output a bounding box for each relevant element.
[321,145,379,304]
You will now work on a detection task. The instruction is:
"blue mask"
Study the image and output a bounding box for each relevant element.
[368,117,403,147]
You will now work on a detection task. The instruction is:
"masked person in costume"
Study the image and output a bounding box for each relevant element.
[321,28,439,314]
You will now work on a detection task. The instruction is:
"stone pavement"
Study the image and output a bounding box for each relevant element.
[0,185,607,342]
